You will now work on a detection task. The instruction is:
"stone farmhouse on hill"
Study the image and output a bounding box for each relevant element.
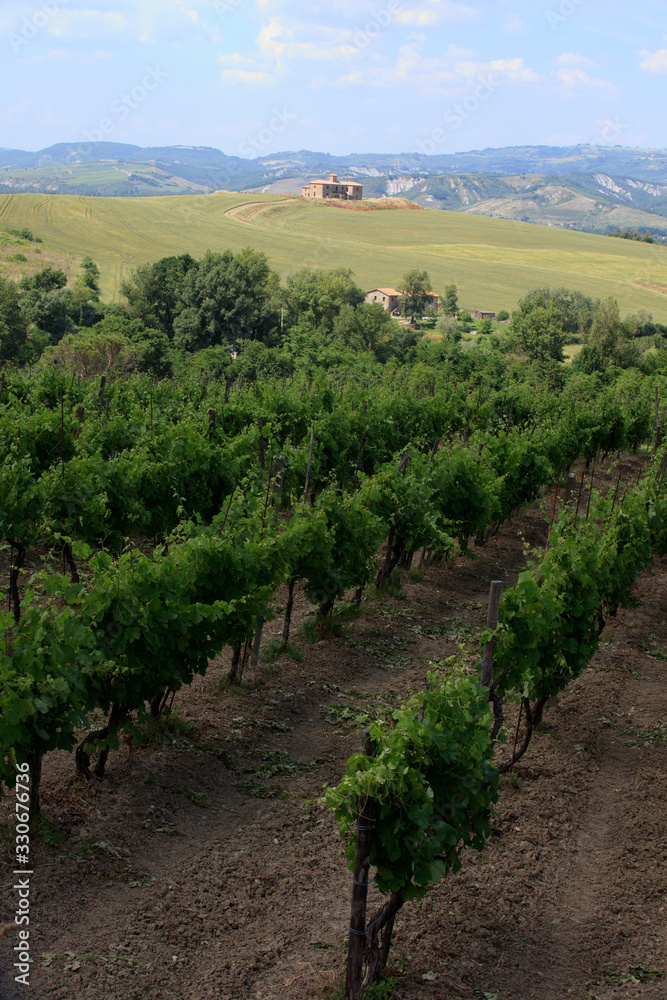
[365,287,439,314]
[301,174,363,200]
[473,310,496,321]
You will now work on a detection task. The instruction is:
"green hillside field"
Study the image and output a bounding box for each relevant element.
[1,191,666,321]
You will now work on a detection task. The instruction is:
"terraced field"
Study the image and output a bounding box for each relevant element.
[1,191,666,319]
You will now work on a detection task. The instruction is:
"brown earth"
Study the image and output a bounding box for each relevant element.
[1,456,666,1000]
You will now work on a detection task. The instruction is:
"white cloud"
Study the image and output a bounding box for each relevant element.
[454,56,539,84]
[187,4,534,95]
[219,14,368,84]
[333,40,539,91]
[555,52,596,67]
[32,1,223,45]
[639,47,667,72]
[219,50,275,85]
[489,57,539,83]
[173,0,199,24]
[396,3,478,27]
[556,67,617,96]
[220,68,274,83]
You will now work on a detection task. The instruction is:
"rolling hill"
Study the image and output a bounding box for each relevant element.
[1,191,665,321]
[2,142,667,237]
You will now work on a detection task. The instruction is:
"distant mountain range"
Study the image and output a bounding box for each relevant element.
[2,142,667,236]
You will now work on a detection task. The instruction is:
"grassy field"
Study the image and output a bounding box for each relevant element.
[0,228,80,284]
[0,191,666,320]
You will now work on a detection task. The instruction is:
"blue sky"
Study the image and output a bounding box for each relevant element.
[1,0,665,157]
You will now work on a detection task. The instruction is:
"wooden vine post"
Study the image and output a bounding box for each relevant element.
[545,476,560,553]
[480,580,502,688]
[376,452,411,589]
[60,394,65,479]
[345,731,375,1000]
[302,423,315,507]
[481,581,504,743]
[574,471,586,519]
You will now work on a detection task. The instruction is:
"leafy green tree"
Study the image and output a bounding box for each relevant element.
[589,297,622,359]
[120,253,196,339]
[8,228,41,243]
[519,286,596,338]
[230,340,292,381]
[283,267,365,334]
[172,248,279,352]
[44,330,138,378]
[79,257,101,293]
[497,310,510,322]
[19,266,67,296]
[0,276,29,361]
[571,343,607,375]
[398,269,432,326]
[18,267,73,344]
[621,309,656,340]
[68,284,104,328]
[477,318,494,335]
[131,327,172,377]
[587,297,641,369]
[69,256,103,328]
[330,302,394,352]
[372,325,423,363]
[84,314,170,376]
[443,283,458,316]
[458,310,473,332]
[511,295,565,363]
[435,314,460,342]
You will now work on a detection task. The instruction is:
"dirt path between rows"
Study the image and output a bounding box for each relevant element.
[1,456,666,1000]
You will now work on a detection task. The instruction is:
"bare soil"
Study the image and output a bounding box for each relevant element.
[1,456,666,1000]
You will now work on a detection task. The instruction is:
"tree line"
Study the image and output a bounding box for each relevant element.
[2,240,667,388]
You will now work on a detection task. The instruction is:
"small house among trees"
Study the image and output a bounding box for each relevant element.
[365,288,401,312]
[366,287,439,314]
[473,310,496,321]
